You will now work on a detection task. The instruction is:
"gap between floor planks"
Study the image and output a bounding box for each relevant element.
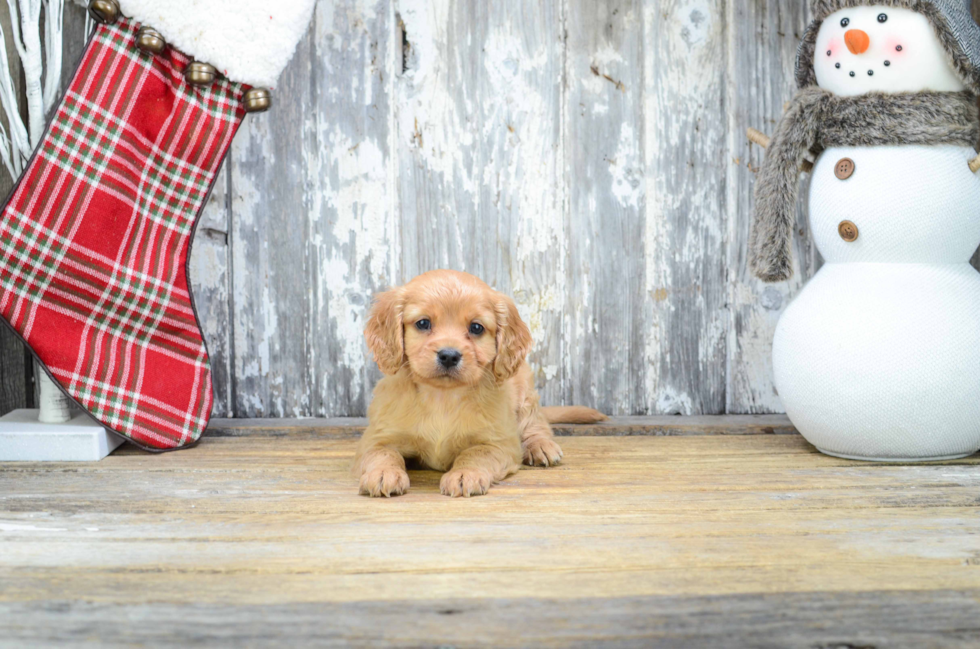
[203,414,799,440]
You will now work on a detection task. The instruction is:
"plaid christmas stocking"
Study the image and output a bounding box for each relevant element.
[0,1,314,450]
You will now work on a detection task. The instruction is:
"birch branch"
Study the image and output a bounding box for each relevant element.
[42,0,62,112]
[970,153,980,174]
[746,127,814,174]
[0,0,63,178]
[0,119,16,178]
[0,13,29,176]
[15,0,46,147]
[4,0,26,60]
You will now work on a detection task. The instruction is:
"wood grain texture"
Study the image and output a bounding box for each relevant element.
[11,1,980,419]
[308,0,394,418]
[58,4,89,93]
[228,34,316,417]
[642,0,728,415]
[2,590,979,648]
[563,0,642,416]
[212,0,820,417]
[220,0,396,418]
[1,433,978,645]
[725,0,815,414]
[189,164,233,416]
[0,325,29,414]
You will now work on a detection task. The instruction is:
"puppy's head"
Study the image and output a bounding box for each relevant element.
[364,270,532,386]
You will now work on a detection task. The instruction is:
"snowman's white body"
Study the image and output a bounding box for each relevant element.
[770,5,980,460]
[774,145,980,460]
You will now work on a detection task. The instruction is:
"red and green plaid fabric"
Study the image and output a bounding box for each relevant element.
[0,17,246,449]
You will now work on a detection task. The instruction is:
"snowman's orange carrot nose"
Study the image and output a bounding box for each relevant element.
[845,29,871,54]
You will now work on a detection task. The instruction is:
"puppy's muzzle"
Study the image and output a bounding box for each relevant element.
[437,348,462,370]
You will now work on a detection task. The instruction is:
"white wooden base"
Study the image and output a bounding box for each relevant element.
[0,409,123,461]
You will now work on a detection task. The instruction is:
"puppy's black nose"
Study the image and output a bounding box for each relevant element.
[437,348,462,369]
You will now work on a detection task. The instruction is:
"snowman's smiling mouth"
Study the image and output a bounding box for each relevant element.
[829,51,900,80]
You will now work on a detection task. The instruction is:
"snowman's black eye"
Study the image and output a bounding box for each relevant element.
[841,17,850,27]
[878,13,888,23]
[835,63,841,68]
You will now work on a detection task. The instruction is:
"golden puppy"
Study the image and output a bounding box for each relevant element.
[354,270,606,498]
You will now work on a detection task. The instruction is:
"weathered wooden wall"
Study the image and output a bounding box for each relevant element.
[195,0,814,418]
[0,0,976,418]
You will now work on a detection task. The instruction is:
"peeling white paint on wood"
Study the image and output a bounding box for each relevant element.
[310,0,393,418]
[48,0,887,418]
[723,0,817,415]
[190,164,232,416]
[643,0,727,416]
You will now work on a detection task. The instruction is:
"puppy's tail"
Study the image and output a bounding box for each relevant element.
[541,406,608,425]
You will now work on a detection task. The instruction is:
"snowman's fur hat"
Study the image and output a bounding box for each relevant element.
[797,0,980,94]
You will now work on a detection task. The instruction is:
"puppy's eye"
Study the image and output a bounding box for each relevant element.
[468,322,485,336]
[840,17,850,27]
[415,319,431,331]
[878,13,887,23]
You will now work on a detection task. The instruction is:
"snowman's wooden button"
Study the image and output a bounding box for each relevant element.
[835,158,855,180]
[838,220,859,242]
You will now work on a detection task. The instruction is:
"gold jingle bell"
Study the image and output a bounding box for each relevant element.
[185,62,217,87]
[244,88,272,114]
[88,0,120,24]
[136,27,166,55]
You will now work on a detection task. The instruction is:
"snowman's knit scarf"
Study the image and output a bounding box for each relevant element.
[750,88,979,282]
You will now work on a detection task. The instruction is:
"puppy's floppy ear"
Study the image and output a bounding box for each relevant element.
[365,287,406,375]
[492,294,532,381]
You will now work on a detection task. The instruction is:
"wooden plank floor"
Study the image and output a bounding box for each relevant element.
[1,417,979,647]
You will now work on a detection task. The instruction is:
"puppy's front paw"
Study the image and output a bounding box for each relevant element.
[523,437,563,467]
[440,468,492,498]
[359,467,410,498]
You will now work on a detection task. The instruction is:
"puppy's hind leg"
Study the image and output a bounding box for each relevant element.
[440,445,521,498]
[356,445,411,498]
[520,411,563,467]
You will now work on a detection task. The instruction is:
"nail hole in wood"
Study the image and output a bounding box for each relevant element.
[396,14,411,75]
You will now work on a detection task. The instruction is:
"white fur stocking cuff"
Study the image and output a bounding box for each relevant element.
[75,0,315,87]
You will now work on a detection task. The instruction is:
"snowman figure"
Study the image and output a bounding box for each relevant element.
[750,0,980,460]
